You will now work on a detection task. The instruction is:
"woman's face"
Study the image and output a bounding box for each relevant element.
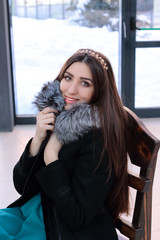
[60,62,94,110]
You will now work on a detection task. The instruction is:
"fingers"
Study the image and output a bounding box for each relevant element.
[35,107,58,139]
[38,106,57,121]
[41,107,58,115]
[41,112,55,121]
[38,106,57,126]
[40,107,57,124]
[37,114,55,126]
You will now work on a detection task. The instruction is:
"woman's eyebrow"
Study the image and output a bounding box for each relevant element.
[65,71,73,77]
[65,71,93,82]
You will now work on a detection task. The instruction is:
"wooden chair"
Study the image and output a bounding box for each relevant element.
[115,107,160,240]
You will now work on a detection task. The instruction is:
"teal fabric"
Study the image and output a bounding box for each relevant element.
[0,193,46,240]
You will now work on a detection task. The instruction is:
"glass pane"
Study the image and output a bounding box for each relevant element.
[10,0,120,115]
[136,0,160,41]
[135,48,160,108]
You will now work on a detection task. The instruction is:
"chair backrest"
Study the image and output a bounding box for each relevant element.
[115,107,160,240]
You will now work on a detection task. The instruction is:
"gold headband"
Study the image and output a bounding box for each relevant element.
[76,49,108,71]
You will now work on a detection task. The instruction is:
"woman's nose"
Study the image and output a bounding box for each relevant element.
[67,82,78,94]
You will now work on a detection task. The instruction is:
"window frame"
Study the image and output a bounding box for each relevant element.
[0,0,15,131]
[121,0,160,118]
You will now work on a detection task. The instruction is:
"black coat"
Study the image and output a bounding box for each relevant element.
[9,130,118,240]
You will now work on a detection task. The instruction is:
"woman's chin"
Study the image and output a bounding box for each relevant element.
[64,102,81,110]
[64,103,73,110]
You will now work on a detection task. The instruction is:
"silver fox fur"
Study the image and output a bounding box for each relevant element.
[55,103,100,144]
[33,80,100,144]
[33,80,65,113]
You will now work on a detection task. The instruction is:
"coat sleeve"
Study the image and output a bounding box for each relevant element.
[13,137,47,195]
[13,132,51,195]
[35,131,114,230]
[12,138,37,195]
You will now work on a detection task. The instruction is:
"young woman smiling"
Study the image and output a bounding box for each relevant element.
[60,62,94,109]
[0,49,129,240]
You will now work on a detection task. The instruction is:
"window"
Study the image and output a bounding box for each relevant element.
[10,0,120,117]
[135,48,160,108]
[135,0,160,109]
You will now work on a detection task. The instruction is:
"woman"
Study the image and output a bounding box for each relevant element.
[0,49,129,239]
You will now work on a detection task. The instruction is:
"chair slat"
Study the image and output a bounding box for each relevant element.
[129,172,151,192]
[116,217,141,239]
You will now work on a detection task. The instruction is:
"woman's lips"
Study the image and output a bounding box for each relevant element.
[64,96,79,104]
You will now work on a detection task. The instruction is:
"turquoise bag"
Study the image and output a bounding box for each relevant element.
[0,193,46,240]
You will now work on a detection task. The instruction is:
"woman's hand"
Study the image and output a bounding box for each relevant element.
[44,132,62,165]
[35,107,57,141]
[29,107,57,157]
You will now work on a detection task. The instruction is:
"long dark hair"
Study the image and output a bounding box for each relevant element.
[56,49,129,220]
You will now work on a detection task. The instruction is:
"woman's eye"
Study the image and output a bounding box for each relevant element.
[81,81,89,87]
[64,75,71,81]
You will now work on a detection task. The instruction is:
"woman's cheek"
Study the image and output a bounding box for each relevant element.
[60,80,65,94]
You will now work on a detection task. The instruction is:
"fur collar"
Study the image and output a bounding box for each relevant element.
[33,80,100,144]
